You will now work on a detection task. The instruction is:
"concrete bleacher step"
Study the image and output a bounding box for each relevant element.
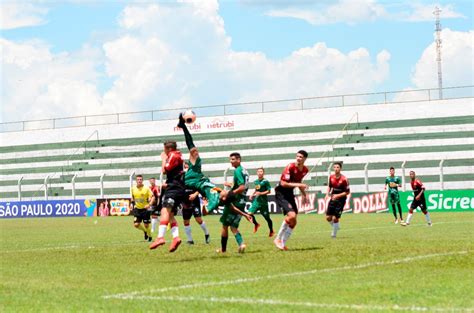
[1,115,472,155]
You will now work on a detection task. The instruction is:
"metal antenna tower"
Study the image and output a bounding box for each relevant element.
[434,6,443,99]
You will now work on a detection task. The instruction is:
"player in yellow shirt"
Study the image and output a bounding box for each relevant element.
[130,175,154,242]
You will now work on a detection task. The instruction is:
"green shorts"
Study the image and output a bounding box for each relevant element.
[220,201,245,228]
[389,192,400,204]
[248,202,268,214]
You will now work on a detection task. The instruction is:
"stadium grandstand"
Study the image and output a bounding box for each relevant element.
[1,85,473,201]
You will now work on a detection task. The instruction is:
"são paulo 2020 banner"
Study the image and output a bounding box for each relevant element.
[0,200,97,219]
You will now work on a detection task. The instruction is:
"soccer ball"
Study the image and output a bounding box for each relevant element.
[183,110,196,124]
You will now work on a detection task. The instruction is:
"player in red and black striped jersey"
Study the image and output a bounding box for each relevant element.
[273,150,310,251]
[401,171,432,226]
[326,162,350,238]
[149,140,186,252]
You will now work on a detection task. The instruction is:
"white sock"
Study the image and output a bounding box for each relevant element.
[200,222,209,235]
[171,225,179,238]
[151,218,158,233]
[158,224,167,238]
[406,213,413,224]
[185,225,193,242]
[424,212,432,224]
[331,222,339,237]
[276,221,288,240]
[282,227,293,246]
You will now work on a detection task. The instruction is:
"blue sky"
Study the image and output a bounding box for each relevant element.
[1,0,472,122]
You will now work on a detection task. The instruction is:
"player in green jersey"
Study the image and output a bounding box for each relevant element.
[177,114,221,214]
[384,167,403,224]
[248,167,274,236]
[217,152,251,254]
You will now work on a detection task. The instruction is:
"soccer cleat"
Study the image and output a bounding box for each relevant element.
[149,237,166,249]
[187,240,195,245]
[215,249,226,254]
[401,222,409,226]
[253,223,260,233]
[144,231,149,240]
[169,237,182,253]
[177,113,186,128]
[273,238,285,251]
[394,219,399,224]
[269,230,275,237]
[427,222,432,227]
[148,236,153,242]
[238,244,246,253]
[205,234,210,244]
[283,246,289,251]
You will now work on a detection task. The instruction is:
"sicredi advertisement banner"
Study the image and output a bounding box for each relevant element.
[0,200,97,219]
[398,190,474,212]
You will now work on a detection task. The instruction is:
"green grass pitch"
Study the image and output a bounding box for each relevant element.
[1,212,473,312]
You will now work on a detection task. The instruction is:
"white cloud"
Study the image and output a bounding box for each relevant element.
[267,0,387,25]
[1,1,392,122]
[0,3,48,30]
[403,4,465,22]
[265,1,465,25]
[393,29,473,102]
[0,39,104,122]
[411,29,473,88]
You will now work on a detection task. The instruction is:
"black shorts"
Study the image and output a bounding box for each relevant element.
[150,205,161,216]
[162,185,186,215]
[326,198,346,218]
[275,186,298,216]
[410,196,427,212]
[182,191,202,220]
[133,208,151,224]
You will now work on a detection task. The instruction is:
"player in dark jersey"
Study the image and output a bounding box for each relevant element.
[181,188,210,245]
[148,177,161,234]
[326,162,350,238]
[273,150,310,251]
[149,140,186,252]
[401,171,432,226]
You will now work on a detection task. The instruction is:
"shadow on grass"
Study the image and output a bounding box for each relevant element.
[288,246,323,252]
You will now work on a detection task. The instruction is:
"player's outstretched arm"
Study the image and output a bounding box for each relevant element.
[178,114,196,151]
[280,180,305,189]
[230,203,252,222]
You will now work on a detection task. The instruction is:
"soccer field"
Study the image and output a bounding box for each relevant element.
[1,213,473,312]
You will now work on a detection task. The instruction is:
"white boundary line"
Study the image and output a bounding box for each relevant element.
[104,251,469,299]
[111,295,473,312]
